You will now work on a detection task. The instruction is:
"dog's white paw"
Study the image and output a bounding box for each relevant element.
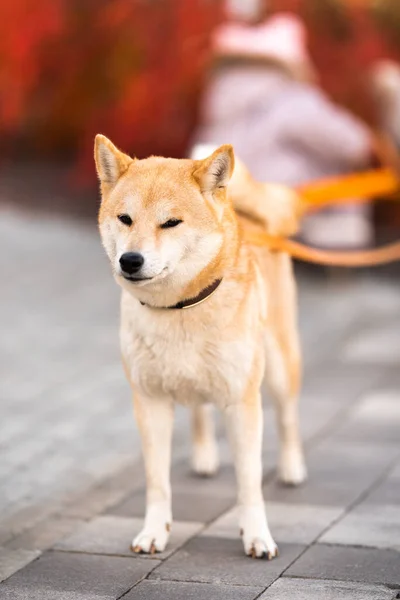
[131,503,171,555]
[278,447,307,486]
[243,536,279,560]
[191,441,219,477]
[240,505,278,560]
[131,526,170,554]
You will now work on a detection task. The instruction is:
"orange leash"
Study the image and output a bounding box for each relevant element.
[246,231,400,267]
[298,168,399,212]
[244,168,400,267]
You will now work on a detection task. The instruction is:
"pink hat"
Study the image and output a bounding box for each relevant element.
[212,13,314,80]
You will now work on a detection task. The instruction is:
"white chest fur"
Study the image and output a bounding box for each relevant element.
[120,292,259,408]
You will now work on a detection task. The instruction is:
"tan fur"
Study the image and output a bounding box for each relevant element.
[95,135,306,559]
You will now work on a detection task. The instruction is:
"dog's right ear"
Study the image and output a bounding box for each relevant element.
[193,145,235,193]
[94,134,132,192]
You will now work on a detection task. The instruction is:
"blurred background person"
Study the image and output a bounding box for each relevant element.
[269,0,400,241]
[190,10,375,250]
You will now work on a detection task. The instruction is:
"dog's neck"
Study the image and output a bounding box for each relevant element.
[128,210,240,310]
[140,277,223,310]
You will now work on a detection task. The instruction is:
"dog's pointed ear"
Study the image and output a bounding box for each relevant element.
[94,134,132,190]
[193,144,235,193]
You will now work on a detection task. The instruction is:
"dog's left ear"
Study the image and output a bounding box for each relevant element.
[94,134,132,192]
[193,144,235,193]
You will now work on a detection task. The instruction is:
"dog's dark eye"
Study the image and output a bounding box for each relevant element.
[160,219,183,229]
[118,214,132,226]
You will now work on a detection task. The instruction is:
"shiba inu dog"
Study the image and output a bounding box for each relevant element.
[95,134,306,559]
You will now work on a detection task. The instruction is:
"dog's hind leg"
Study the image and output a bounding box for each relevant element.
[264,330,307,486]
[264,254,306,486]
[191,404,219,476]
[131,393,174,554]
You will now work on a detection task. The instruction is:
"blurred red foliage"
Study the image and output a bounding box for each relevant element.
[0,0,223,179]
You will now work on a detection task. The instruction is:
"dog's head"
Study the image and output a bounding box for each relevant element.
[95,135,234,299]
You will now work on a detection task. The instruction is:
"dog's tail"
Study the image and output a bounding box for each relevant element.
[190,144,303,237]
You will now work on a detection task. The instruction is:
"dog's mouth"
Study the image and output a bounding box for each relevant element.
[119,267,169,285]
[122,275,153,283]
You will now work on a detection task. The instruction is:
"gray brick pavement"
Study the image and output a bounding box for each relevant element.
[1,206,400,597]
[259,579,396,600]
[54,515,203,560]
[285,544,400,586]
[0,548,40,584]
[148,537,306,586]
[320,503,400,551]
[0,551,157,599]
[201,502,342,545]
[126,580,264,600]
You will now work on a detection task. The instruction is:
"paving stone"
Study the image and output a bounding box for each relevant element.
[334,392,400,443]
[264,440,400,507]
[286,543,400,586]
[6,518,84,551]
[202,502,342,545]
[301,362,383,408]
[295,363,384,441]
[108,487,234,524]
[365,463,400,505]
[297,285,365,369]
[126,579,264,600]
[63,461,145,520]
[107,457,236,508]
[296,362,385,440]
[0,550,157,599]
[54,515,202,559]
[259,577,396,599]
[0,547,40,583]
[320,504,400,551]
[381,366,400,391]
[149,536,305,587]
[172,460,236,496]
[343,323,400,364]
[0,503,56,547]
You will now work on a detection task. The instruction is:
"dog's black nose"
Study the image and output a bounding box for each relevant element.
[119,252,144,275]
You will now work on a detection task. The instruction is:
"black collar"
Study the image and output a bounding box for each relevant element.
[140,278,223,310]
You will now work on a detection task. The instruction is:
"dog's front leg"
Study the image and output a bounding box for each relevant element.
[224,394,278,559]
[131,393,174,554]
